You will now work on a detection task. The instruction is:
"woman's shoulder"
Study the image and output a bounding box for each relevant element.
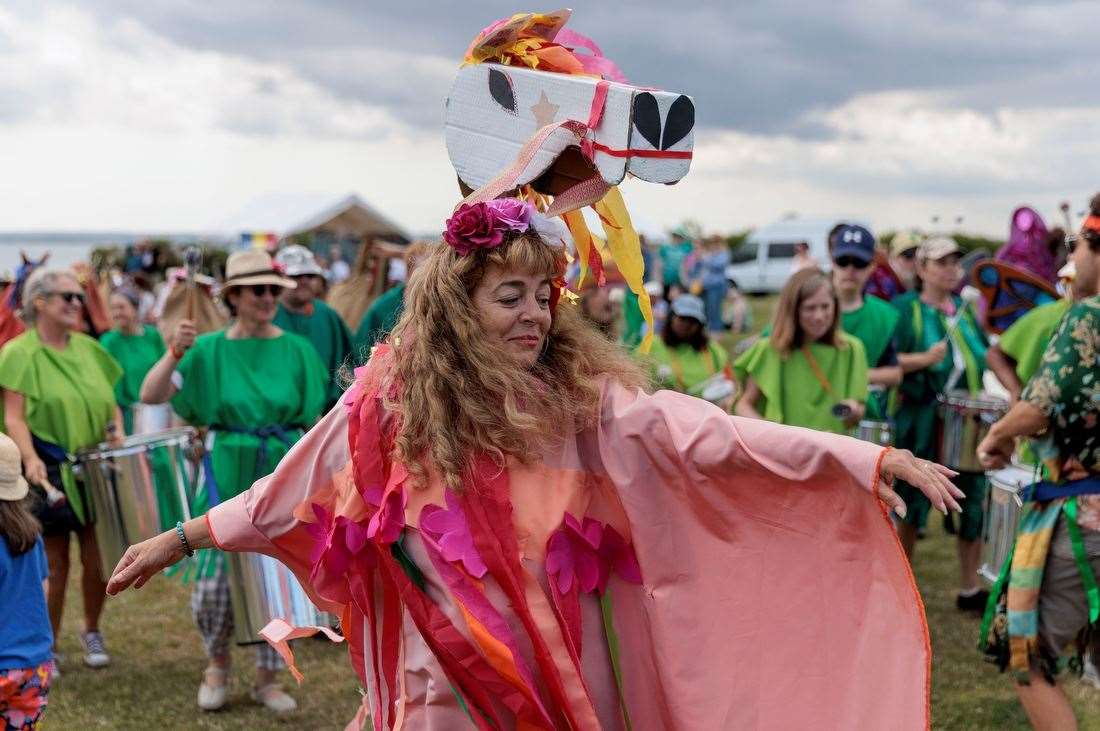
[837,331,866,354]
[0,330,38,357]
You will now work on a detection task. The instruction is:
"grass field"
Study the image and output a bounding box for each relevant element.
[38,293,1100,729]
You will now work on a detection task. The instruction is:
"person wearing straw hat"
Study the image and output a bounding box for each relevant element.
[892,235,990,611]
[0,432,55,729]
[139,248,327,713]
[0,267,123,677]
[273,245,353,412]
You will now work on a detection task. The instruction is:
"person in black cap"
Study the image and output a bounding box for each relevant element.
[829,225,902,420]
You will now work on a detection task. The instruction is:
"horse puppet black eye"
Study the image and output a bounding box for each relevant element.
[488,67,516,114]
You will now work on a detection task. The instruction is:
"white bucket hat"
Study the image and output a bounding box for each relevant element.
[0,433,29,502]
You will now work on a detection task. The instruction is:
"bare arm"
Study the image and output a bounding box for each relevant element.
[868,365,903,388]
[897,340,946,373]
[977,401,1049,470]
[984,344,1022,402]
[3,389,47,487]
[107,516,213,593]
[734,376,764,420]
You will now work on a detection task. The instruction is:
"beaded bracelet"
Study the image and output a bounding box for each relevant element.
[176,521,194,557]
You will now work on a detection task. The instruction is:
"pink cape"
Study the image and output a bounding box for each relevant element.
[208,375,929,729]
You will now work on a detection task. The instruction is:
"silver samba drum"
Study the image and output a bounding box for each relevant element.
[226,552,336,645]
[852,419,893,446]
[75,427,197,579]
[936,390,1008,472]
[979,464,1034,584]
[131,402,173,435]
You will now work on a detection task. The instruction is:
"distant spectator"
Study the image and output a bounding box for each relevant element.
[327,245,351,284]
[658,229,694,300]
[791,241,819,273]
[888,231,921,292]
[353,241,431,359]
[699,235,731,332]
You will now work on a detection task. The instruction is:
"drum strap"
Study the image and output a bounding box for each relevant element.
[666,343,720,392]
[800,345,833,395]
[1064,498,1100,624]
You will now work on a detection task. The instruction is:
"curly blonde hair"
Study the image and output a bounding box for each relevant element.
[381,231,648,490]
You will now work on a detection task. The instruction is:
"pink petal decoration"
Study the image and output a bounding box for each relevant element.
[546,514,643,596]
[419,491,488,578]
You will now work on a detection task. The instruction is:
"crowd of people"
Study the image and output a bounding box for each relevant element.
[0,190,1097,729]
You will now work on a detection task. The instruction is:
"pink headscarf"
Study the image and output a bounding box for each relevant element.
[995,206,1057,284]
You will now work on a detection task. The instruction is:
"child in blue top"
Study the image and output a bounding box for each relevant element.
[0,432,53,730]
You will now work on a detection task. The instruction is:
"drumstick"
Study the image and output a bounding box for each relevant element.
[943,286,981,393]
[183,246,202,322]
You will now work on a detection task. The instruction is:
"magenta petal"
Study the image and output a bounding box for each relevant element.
[574,549,600,593]
[344,519,371,555]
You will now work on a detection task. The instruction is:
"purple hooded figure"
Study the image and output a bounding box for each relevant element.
[995,206,1057,284]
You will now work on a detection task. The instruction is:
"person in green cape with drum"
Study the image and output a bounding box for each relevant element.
[272,245,353,412]
[0,268,124,675]
[140,249,327,714]
[828,225,902,420]
[892,235,991,612]
[733,268,869,434]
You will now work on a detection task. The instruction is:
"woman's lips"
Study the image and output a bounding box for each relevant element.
[509,335,541,348]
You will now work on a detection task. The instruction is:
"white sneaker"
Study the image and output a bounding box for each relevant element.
[1082,656,1100,690]
[50,653,62,681]
[251,683,298,713]
[80,631,110,668]
[197,667,228,711]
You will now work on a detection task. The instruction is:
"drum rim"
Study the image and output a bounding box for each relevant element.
[76,426,197,460]
[936,389,1008,410]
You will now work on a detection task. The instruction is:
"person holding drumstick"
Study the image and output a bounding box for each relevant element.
[892,236,991,611]
[734,268,869,433]
[140,249,327,713]
[977,211,1100,731]
[0,268,124,676]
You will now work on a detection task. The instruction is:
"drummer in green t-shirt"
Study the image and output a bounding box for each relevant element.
[100,288,167,434]
[828,225,902,419]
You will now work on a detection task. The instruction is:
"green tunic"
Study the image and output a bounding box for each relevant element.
[998,298,1071,385]
[100,325,166,434]
[841,295,900,420]
[0,330,122,523]
[353,284,405,361]
[636,338,730,397]
[274,299,353,410]
[891,291,989,461]
[172,330,326,577]
[733,334,869,434]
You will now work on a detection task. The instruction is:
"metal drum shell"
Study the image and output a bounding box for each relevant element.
[853,419,893,447]
[979,464,1034,584]
[936,390,1008,472]
[226,552,335,645]
[76,427,196,579]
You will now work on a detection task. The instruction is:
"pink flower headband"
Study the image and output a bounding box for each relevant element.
[443,198,536,256]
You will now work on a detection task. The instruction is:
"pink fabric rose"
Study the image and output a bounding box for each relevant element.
[545,514,643,595]
[487,198,533,232]
[419,490,488,578]
[444,202,505,255]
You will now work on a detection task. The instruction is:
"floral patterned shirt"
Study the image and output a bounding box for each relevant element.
[1022,296,1100,529]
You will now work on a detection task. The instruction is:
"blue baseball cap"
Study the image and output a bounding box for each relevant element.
[670,294,706,324]
[832,224,876,264]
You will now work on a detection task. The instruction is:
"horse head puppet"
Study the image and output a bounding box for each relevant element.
[443,9,696,348]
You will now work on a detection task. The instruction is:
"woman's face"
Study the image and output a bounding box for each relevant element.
[917,253,962,293]
[109,293,138,330]
[228,283,281,325]
[471,263,552,368]
[669,314,702,339]
[36,275,84,331]
[798,284,835,343]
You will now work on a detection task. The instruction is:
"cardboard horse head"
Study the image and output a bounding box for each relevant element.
[444,10,694,198]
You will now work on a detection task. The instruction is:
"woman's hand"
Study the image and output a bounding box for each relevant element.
[172,319,197,356]
[106,530,186,594]
[922,340,948,369]
[877,448,964,519]
[22,456,48,489]
[838,399,865,428]
[977,430,1014,471]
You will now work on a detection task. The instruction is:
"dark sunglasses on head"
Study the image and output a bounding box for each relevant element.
[249,284,283,297]
[50,291,85,305]
[833,256,870,270]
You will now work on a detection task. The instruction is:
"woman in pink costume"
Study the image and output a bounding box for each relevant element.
[109,200,961,730]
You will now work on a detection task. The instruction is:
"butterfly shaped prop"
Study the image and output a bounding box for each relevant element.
[970,259,1060,335]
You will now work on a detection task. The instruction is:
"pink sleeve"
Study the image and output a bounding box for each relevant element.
[595,382,886,496]
[206,402,353,611]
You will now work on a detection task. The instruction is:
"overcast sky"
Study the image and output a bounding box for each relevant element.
[0,0,1096,238]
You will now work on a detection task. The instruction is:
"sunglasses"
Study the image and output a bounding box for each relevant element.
[50,291,85,305]
[899,249,918,260]
[833,256,870,270]
[248,284,283,297]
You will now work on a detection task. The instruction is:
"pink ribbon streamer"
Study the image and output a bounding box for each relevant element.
[259,618,345,684]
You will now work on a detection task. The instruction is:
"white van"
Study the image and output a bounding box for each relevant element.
[725,216,868,294]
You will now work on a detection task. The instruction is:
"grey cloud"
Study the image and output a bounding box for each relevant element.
[14,0,1098,137]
